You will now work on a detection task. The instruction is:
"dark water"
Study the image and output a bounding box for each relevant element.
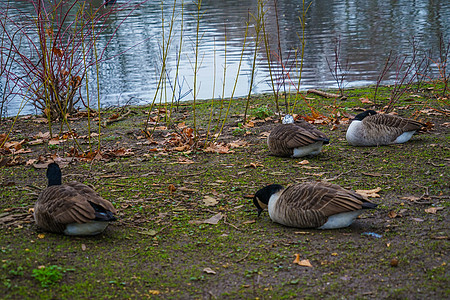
[1,0,449,116]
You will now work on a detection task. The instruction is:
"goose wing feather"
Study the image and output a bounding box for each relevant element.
[280,182,364,215]
[365,114,424,132]
[66,182,117,213]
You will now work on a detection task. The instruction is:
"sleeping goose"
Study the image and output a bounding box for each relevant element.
[267,115,330,157]
[346,110,425,146]
[253,182,377,229]
[34,163,117,235]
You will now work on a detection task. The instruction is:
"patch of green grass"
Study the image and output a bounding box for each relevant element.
[251,106,272,119]
[31,265,66,288]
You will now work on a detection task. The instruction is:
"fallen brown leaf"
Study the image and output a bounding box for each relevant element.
[388,211,398,219]
[202,213,224,225]
[293,254,313,267]
[203,196,218,206]
[390,258,399,267]
[355,187,381,198]
[28,139,44,146]
[203,267,216,275]
[48,138,61,145]
[399,195,421,202]
[204,142,231,154]
[241,220,256,225]
[190,213,224,225]
[360,97,373,104]
[304,172,325,176]
[244,162,263,168]
[244,121,255,127]
[228,140,250,148]
[168,184,176,193]
[425,207,444,214]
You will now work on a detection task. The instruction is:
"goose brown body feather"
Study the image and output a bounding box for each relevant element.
[34,182,117,234]
[269,182,369,228]
[268,121,329,157]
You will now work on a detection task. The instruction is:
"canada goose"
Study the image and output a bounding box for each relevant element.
[34,163,117,235]
[253,182,377,229]
[267,115,330,157]
[346,110,425,146]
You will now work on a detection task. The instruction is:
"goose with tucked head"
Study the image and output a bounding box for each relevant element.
[253,182,377,229]
[346,110,425,146]
[267,115,330,157]
[34,163,117,235]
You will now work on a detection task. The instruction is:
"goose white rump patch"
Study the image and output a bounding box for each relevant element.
[318,210,363,229]
[292,141,325,157]
[394,131,416,144]
[64,221,110,236]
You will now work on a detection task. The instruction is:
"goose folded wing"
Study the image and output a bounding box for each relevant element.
[280,126,325,148]
[367,114,424,131]
[51,195,96,224]
[286,182,364,217]
[363,120,405,142]
[66,182,117,214]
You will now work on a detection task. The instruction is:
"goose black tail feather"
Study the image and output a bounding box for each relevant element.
[362,202,378,210]
[90,202,117,221]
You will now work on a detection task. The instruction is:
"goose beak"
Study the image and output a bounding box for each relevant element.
[257,208,263,217]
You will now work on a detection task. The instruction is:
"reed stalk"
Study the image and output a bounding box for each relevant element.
[244,11,262,123]
[204,37,217,145]
[144,0,177,133]
[168,1,185,121]
[290,0,311,114]
[259,0,280,120]
[210,26,227,141]
[192,0,204,140]
[215,20,249,142]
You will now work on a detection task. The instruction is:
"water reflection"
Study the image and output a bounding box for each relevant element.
[1,0,449,116]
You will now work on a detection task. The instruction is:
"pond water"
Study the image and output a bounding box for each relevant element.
[1,0,449,116]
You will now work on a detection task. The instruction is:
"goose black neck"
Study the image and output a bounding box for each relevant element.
[255,184,284,204]
[47,163,62,186]
[354,110,377,121]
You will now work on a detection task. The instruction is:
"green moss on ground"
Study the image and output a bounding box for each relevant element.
[0,83,449,299]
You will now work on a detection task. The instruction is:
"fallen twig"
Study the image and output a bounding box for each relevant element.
[307,89,347,100]
[223,215,240,231]
[321,170,353,182]
[235,250,251,263]
[102,109,132,127]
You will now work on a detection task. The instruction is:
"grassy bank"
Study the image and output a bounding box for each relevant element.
[0,83,449,299]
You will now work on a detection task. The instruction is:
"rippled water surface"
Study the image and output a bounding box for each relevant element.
[1,0,449,115]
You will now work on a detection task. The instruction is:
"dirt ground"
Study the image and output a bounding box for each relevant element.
[0,93,449,299]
